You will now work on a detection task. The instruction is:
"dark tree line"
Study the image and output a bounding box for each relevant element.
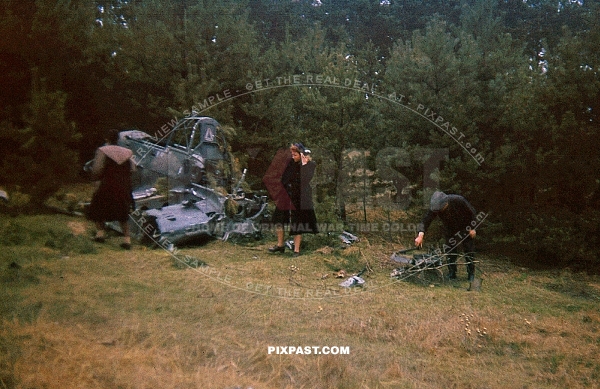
[1,0,598,267]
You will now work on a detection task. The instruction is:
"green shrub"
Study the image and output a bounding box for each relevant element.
[512,208,600,268]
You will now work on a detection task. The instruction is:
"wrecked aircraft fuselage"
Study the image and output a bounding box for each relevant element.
[135,182,267,246]
[94,113,268,246]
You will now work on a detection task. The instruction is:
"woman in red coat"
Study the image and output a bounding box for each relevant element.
[266,143,318,257]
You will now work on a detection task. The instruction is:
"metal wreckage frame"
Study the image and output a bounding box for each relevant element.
[103,113,269,246]
[390,247,482,290]
[390,247,446,283]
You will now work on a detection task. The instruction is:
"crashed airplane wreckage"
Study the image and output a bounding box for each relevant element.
[91,114,269,246]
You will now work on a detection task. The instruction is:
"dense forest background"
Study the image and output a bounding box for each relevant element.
[1,0,598,268]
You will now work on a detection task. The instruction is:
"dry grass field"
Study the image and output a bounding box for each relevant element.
[1,214,600,388]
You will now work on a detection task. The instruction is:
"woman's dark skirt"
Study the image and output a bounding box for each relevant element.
[271,208,318,235]
[87,185,132,223]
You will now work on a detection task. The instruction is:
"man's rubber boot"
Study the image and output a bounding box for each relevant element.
[448,266,457,280]
[447,253,458,280]
[467,263,475,282]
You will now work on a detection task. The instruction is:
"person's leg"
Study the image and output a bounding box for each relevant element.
[269,225,286,253]
[119,220,131,249]
[446,253,458,279]
[277,226,285,247]
[444,236,458,279]
[120,221,130,242]
[293,234,302,255]
[269,209,288,253]
[94,221,106,242]
[463,237,475,281]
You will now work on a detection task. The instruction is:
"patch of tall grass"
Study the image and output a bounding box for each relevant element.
[0,214,96,255]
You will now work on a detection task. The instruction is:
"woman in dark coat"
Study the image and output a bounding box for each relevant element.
[267,143,318,256]
[87,129,135,249]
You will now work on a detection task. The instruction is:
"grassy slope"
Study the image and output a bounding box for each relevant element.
[1,214,599,389]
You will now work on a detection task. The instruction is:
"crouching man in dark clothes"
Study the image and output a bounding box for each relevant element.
[414,191,477,281]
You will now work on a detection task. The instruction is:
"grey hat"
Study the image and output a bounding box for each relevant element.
[430,191,449,211]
